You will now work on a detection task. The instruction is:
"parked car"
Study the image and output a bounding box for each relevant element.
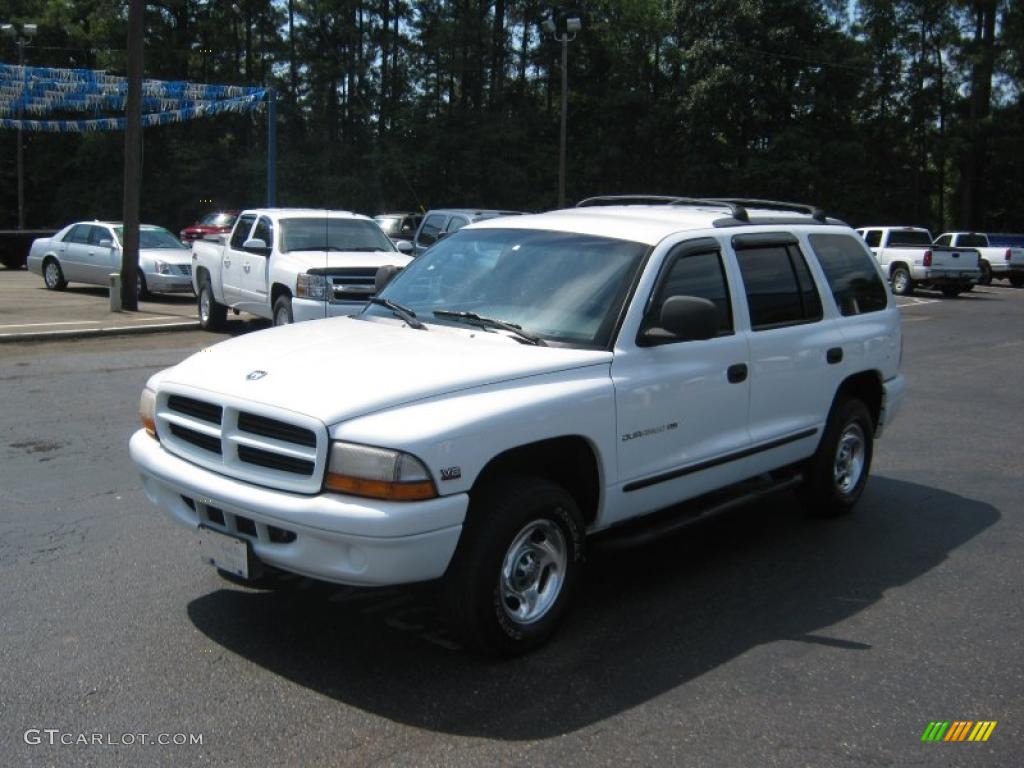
[131,196,905,655]
[191,208,414,328]
[373,212,422,243]
[412,208,522,254]
[27,222,193,297]
[855,226,980,296]
[933,231,1024,286]
[180,211,239,244]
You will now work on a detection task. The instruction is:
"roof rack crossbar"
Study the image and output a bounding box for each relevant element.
[575,195,750,222]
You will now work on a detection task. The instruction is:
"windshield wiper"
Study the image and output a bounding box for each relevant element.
[432,310,546,346]
[368,296,427,330]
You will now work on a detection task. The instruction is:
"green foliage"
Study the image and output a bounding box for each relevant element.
[1,0,1022,231]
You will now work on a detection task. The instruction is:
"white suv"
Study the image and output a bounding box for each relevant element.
[130,197,905,655]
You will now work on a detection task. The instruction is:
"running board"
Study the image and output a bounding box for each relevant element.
[592,471,804,550]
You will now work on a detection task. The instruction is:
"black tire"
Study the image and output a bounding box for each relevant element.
[1010,276,1024,288]
[197,279,227,331]
[137,273,150,301]
[440,475,585,656]
[940,284,961,298]
[978,261,992,285]
[42,257,67,290]
[798,398,874,518]
[273,295,294,326]
[890,266,913,296]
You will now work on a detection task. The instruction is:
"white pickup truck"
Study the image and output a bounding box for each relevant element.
[856,226,980,297]
[132,197,905,655]
[191,208,414,329]
[934,232,1024,287]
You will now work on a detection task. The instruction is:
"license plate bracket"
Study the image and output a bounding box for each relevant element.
[197,525,253,580]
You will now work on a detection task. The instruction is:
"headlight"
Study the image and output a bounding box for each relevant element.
[296,272,328,300]
[139,387,157,437]
[154,260,172,275]
[325,442,436,501]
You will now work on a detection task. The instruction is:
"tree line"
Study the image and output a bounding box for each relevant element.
[1,0,1021,234]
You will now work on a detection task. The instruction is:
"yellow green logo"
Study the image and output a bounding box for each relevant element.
[921,721,997,742]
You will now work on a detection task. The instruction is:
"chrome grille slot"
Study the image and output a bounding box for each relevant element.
[329,268,378,302]
[175,264,192,276]
[238,411,316,447]
[167,395,222,424]
[169,423,222,454]
[237,444,315,476]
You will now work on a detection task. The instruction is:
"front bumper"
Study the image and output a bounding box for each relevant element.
[291,298,367,323]
[129,430,466,586]
[877,373,906,438]
[145,271,195,294]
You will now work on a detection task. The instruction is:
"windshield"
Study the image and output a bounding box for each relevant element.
[363,228,648,347]
[199,213,236,227]
[888,230,932,247]
[374,216,401,234]
[114,226,188,249]
[280,218,396,253]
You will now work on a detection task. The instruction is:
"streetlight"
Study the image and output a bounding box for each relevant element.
[542,10,582,209]
[2,21,38,229]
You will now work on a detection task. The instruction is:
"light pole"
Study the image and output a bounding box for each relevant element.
[543,11,582,209]
[2,22,38,229]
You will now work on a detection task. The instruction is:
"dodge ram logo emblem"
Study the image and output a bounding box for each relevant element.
[246,370,268,381]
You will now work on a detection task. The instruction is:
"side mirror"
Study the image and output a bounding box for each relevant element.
[394,239,413,254]
[98,238,113,248]
[243,238,268,251]
[375,264,403,293]
[641,296,719,344]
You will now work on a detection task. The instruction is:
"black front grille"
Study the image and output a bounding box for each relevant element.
[330,269,378,302]
[169,423,222,454]
[168,395,222,425]
[237,412,316,447]
[237,444,315,476]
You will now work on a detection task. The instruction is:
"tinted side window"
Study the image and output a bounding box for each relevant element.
[736,244,822,330]
[934,234,952,246]
[252,216,273,249]
[230,215,256,249]
[88,226,112,246]
[644,249,733,340]
[863,230,882,248]
[807,234,888,316]
[446,216,469,233]
[417,214,446,246]
[67,224,91,244]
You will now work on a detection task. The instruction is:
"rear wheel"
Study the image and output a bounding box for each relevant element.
[890,266,913,296]
[273,295,294,326]
[440,475,585,656]
[197,279,227,331]
[978,260,992,285]
[43,258,67,290]
[798,398,874,518]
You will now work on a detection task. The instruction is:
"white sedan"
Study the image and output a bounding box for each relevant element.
[27,221,194,298]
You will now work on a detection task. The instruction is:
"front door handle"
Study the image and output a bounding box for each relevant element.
[224,258,231,268]
[243,263,251,273]
[827,347,843,364]
[727,363,748,383]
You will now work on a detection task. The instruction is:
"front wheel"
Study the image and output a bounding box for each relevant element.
[197,280,227,331]
[43,258,67,290]
[890,266,913,296]
[798,398,874,518]
[273,295,294,326]
[137,273,150,300]
[440,475,585,656]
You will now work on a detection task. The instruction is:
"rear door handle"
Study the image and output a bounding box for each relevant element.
[827,347,843,364]
[727,363,748,383]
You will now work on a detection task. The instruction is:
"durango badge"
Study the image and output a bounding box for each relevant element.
[246,370,268,381]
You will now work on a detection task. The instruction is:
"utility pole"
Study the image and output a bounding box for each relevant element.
[2,22,37,229]
[542,10,582,209]
[121,0,143,311]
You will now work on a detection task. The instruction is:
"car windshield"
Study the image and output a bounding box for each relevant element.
[199,213,236,227]
[114,226,188,249]
[363,228,648,348]
[888,230,932,246]
[280,218,396,253]
[374,216,401,234]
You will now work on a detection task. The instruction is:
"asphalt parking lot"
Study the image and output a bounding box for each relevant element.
[1,282,1021,767]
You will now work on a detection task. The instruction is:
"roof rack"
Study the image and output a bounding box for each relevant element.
[575,195,750,222]
[575,195,830,224]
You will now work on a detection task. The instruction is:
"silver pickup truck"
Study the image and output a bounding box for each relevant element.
[856,226,981,297]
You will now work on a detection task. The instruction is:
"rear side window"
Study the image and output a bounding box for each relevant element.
[230,215,256,249]
[863,230,882,248]
[807,234,888,316]
[66,224,91,243]
[736,243,823,330]
[643,247,733,341]
[417,214,446,246]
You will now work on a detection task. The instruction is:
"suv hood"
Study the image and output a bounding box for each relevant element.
[158,317,612,424]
